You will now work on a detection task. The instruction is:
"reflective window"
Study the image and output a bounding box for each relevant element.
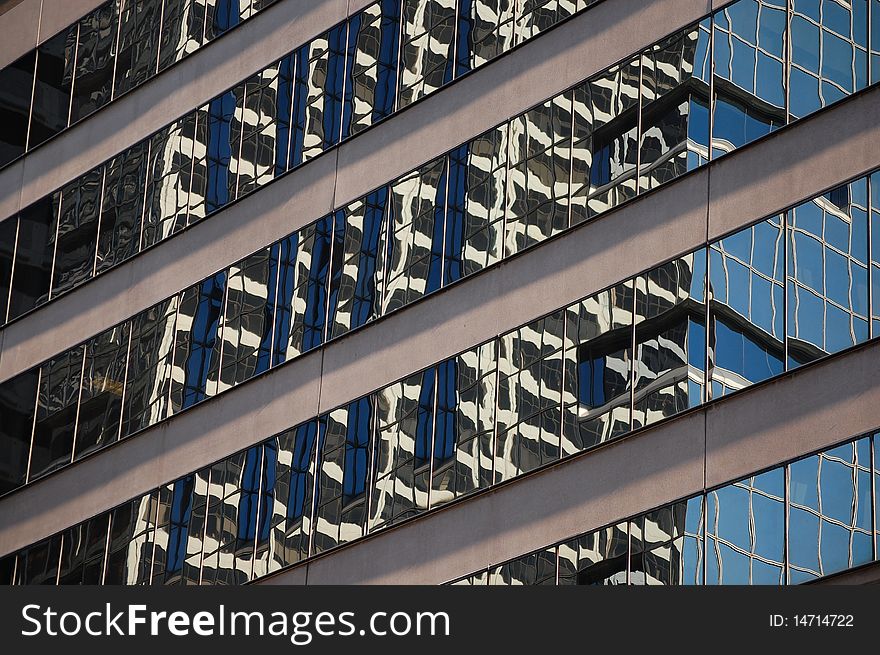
[870,171,879,334]
[431,342,496,506]
[488,547,556,585]
[76,324,130,459]
[494,311,564,482]
[633,250,706,429]
[456,0,515,74]
[629,498,704,585]
[0,51,35,168]
[789,0,868,119]
[712,0,788,156]
[71,2,117,123]
[30,346,84,480]
[875,433,880,555]
[290,26,347,166]
[105,493,156,585]
[515,0,586,43]
[273,216,332,365]
[787,179,870,367]
[562,282,633,455]
[193,88,242,217]
[313,398,374,553]
[122,298,178,436]
[17,535,61,585]
[97,140,149,273]
[706,468,785,584]
[370,369,435,531]
[328,192,388,339]
[444,126,506,284]
[9,194,60,321]
[0,371,39,494]
[570,57,640,224]
[557,522,629,585]
[639,20,712,193]
[151,474,198,584]
[58,513,109,585]
[142,113,198,249]
[0,217,16,322]
[52,168,102,297]
[29,28,76,149]
[0,554,16,586]
[115,0,162,98]
[343,0,401,138]
[450,570,488,585]
[399,0,456,108]
[788,438,873,583]
[216,248,276,394]
[171,273,226,412]
[505,93,572,254]
[205,0,249,41]
[873,0,880,83]
[709,217,785,397]
[383,157,446,312]
[158,0,206,71]
[253,425,319,577]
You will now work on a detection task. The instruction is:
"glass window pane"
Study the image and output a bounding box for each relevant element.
[629,498,703,585]
[105,491,156,585]
[488,547,556,585]
[494,310,564,482]
[58,513,110,584]
[254,426,319,577]
[706,467,785,585]
[151,473,199,584]
[709,217,785,398]
[30,346,84,480]
[450,570,488,585]
[122,298,178,436]
[97,140,148,273]
[444,126,506,284]
[515,0,583,44]
[158,0,206,71]
[327,191,388,339]
[76,323,130,459]
[789,0,868,119]
[273,216,332,365]
[873,0,880,84]
[370,369,435,531]
[9,194,61,321]
[71,2,117,123]
[0,553,16,585]
[343,0,401,138]
[0,51,35,167]
[170,272,226,412]
[562,281,633,455]
[869,171,879,334]
[29,27,76,149]
[456,0,516,74]
[313,398,373,553]
[558,522,628,585]
[216,248,276,393]
[633,249,707,429]
[787,179,870,368]
[712,0,787,157]
[639,19,712,193]
[431,341,496,506]
[0,370,39,494]
[114,0,161,97]
[398,0,456,108]
[570,57,640,224]
[0,217,17,323]
[205,0,249,41]
[192,85,245,216]
[383,157,446,313]
[787,438,873,583]
[505,92,573,255]
[19,535,61,585]
[52,167,102,298]
[142,113,197,249]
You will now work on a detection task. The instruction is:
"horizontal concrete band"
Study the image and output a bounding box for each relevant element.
[0,0,379,222]
[811,562,880,586]
[255,341,880,585]
[1,77,878,385]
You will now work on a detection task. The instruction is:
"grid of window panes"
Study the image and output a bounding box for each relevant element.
[0,168,878,500]
[450,434,877,586]
[2,0,877,328]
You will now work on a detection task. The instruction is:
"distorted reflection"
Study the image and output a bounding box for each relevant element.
[456,0,516,74]
[557,522,628,585]
[488,547,556,585]
[398,0,456,108]
[71,3,116,123]
[52,168,102,297]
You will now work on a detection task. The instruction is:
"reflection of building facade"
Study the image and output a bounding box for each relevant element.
[1,0,880,585]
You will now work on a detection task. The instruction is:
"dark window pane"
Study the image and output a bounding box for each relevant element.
[58,513,110,585]
[873,0,880,84]
[52,167,102,298]
[158,0,206,71]
[9,195,60,320]
[71,2,118,123]
[19,535,61,585]
[0,370,39,494]
[488,547,556,585]
[872,171,879,334]
[115,0,161,97]
[342,0,400,138]
[151,474,197,584]
[0,553,16,585]
[105,492,156,585]
[0,217,17,323]
[0,51,35,168]
[97,140,148,273]
[205,0,249,41]
[29,27,76,149]
[76,323,130,459]
[558,522,629,585]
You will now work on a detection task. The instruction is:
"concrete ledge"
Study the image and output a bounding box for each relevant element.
[811,562,880,586]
